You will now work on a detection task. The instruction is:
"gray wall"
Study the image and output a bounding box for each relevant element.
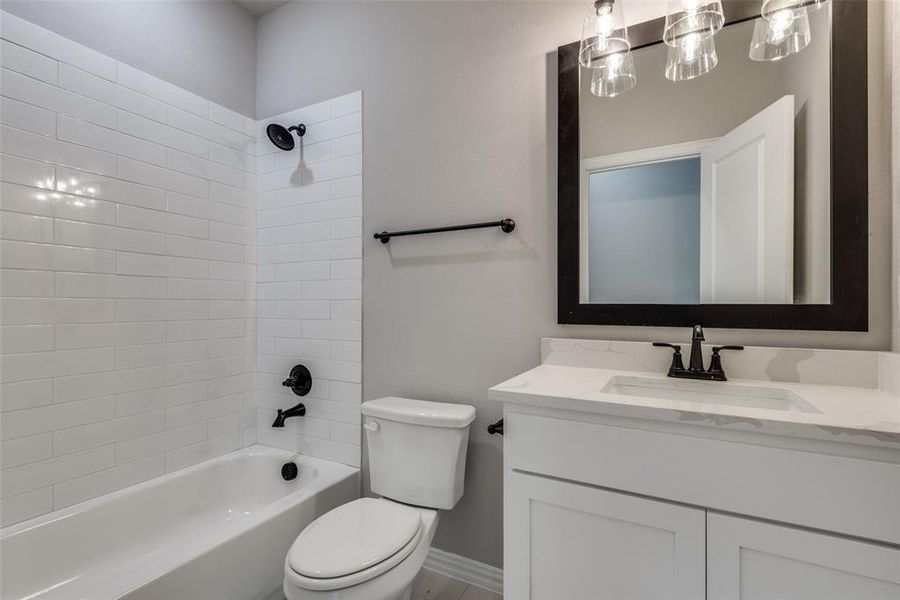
[0,0,257,116]
[257,0,891,568]
[779,6,832,304]
[891,0,899,353]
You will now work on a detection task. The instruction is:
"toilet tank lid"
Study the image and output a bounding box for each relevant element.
[362,397,476,428]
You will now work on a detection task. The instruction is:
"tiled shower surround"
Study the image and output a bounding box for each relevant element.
[254,96,363,465]
[0,13,363,527]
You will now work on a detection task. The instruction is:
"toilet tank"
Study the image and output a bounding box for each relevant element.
[361,397,475,510]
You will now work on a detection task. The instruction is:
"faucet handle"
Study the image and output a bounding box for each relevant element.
[652,342,685,375]
[708,345,744,380]
[282,364,312,397]
[712,345,744,354]
[652,342,681,351]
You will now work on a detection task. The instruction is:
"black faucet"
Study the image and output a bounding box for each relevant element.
[272,402,306,427]
[652,325,744,381]
[687,324,705,372]
[273,364,312,427]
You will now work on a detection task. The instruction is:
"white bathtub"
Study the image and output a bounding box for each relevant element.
[0,445,359,600]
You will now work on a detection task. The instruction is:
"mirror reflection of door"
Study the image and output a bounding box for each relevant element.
[700,95,795,304]
[582,96,795,305]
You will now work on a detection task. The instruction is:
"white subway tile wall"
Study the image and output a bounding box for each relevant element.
[0,13,259,527]
[254,92,363,468]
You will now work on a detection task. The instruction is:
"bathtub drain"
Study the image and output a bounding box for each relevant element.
[282,462,299,481]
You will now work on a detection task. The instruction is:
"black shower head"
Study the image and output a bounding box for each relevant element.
[266,123,306,151]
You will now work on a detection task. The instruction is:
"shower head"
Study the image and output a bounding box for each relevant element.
[266,123,306,151]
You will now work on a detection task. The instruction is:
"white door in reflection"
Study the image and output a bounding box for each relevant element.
[700,95,795,303]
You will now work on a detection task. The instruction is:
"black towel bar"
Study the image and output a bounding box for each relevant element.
[487,418,503,435]
[374,219,515,244]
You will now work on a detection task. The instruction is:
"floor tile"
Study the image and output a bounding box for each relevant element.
[459,585,502,600]
[410,568,469,600]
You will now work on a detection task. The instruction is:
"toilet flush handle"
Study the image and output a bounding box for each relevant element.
[363,421,380,433]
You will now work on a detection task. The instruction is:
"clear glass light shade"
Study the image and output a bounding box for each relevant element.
[760,0,823,18]
[749,4,811,62]
[579,0,631,69]
[589,51,637,97]
[665,32,718,81]
[663,0,724,47]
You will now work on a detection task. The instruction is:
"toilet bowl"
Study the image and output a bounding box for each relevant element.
[283,498,439,600]
[283,397,475,600]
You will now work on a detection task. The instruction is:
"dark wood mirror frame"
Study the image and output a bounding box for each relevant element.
[558,0,868,331]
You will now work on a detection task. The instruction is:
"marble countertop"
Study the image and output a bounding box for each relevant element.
[489,364,900,450]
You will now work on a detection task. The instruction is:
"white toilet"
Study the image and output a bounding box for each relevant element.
[283,397,476,600]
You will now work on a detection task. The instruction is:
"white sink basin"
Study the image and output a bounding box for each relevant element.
[602,375,822,414]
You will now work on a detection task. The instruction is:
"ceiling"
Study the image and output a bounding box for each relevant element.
[233,1,664,22]
[234,0,292,17]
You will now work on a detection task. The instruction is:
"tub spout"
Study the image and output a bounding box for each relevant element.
[272,402,306,427]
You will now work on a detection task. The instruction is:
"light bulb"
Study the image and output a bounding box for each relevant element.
[684,0,700,25]
[681,33,701,61]
[663,0,723,47]
[594,4,613,51]
[605,52,623,80]
[767,9,795,43]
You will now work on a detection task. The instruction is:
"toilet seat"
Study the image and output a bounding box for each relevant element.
[286,498,423,592]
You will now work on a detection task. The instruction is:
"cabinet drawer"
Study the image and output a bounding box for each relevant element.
[505,410,900,545]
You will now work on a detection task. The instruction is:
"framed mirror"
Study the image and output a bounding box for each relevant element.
[557,0,867,330]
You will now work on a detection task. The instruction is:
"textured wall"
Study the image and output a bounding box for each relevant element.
[892,0,899,352]
[254,92,363,467]
[256,1,892,568]
[0,13,258,527]
[0,1,257,116]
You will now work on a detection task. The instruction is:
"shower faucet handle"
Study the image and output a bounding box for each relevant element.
[282,364,312,396]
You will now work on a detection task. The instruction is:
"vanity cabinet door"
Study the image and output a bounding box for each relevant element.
[505,471,705,600]
[707,513,900,600]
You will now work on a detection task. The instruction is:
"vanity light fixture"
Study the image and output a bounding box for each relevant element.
[748,0,820,62]
[663,0,724,81]
[579,0,636,97]
[664,29,719,81]
[578,0,828,95]
[589,49,637,97]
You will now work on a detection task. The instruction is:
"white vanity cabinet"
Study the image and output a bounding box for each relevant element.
[501,407,900,600]
[505,471,706,600]
[707,513,900,600]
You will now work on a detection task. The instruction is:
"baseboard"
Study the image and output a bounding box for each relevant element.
[424,547,503,594]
